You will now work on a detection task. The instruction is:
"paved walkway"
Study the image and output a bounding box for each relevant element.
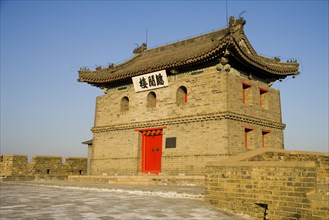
[0,182,250,219]
[20,180,207,198]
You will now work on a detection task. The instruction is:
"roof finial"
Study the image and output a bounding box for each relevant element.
[229,16,236,28]
[133,43,147,54]
[239,10,246,18]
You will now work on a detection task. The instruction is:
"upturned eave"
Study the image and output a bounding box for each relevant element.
[78,17,299,86]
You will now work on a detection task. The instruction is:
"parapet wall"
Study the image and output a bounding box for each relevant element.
[205,148,329,220]
[0,155,28,176]
[0,154,87,180]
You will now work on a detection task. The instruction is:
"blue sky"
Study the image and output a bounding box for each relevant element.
[1,0,328,158]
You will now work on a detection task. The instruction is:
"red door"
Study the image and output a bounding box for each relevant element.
[139,128,164,174]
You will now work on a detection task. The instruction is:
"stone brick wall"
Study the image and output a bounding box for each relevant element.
[91,119,232,176]
[90,66,285,175]
[91,129,139,175]
[64,157,88,175]
[205,148,329,219]
[93,67,283,128]
[31,156,63,177]
[226,71,283,122]
[0,155,28,176]
[161,120,230,175]
[0,154,87,180]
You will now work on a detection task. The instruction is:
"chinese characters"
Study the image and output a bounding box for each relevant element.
[139,73,165,89]
[133,70,168,92]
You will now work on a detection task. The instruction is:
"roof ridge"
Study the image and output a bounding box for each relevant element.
[105,26,230,72]
[144,26,229,54]
[78,17,300,85]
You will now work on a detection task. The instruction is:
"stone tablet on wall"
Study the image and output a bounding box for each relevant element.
[132,70,168,92]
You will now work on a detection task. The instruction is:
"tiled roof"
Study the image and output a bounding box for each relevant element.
[78,17,299,84]
[81,139,93,145]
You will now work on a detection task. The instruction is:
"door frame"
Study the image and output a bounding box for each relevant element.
[135,126,167,174]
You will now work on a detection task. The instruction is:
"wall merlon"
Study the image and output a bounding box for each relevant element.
[205,149,329,220]
[0,154,87,180]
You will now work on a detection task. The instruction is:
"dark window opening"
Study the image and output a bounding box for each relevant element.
[121,96,129,112]
[176,86,188,105]
[147,92,156,108]
[165,137,176,148]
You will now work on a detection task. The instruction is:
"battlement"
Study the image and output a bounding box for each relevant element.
[0,154,87,180]
[205,148,329,219]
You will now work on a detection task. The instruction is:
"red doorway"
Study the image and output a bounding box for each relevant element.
[136,127,166,174]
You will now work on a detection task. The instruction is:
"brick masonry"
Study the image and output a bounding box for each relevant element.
[90,66,285,175]
[0,155,87,180]
[0,155,28,176]
[205,148,329,220]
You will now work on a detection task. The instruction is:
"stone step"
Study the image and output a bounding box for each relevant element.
[0,175,35,182]
[68,175,205,186]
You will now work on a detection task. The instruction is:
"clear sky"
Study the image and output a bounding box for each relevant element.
[1,0,328,159]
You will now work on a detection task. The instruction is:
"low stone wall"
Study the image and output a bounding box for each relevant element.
[0,155,28,176]
[205,148,329,220]
[64,157,87,175]
[31,156,63,178]
[0,154,87,180]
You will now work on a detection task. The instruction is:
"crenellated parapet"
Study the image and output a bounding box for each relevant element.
[205,148,329,219]
[0,154,87,181]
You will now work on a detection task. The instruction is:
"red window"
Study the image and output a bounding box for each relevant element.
[259,87,269,109]
[242,82,252,104]
[261,130,271,148]
[244,127,253,149]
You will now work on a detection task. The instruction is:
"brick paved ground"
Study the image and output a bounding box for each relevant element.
[0,182,249,219]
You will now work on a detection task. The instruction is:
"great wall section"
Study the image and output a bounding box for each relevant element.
[204,148,329,219]
[0,155,87,181]
[1,148,328,219]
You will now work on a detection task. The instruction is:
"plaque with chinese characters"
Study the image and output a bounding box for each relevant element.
[132,70,168,92]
